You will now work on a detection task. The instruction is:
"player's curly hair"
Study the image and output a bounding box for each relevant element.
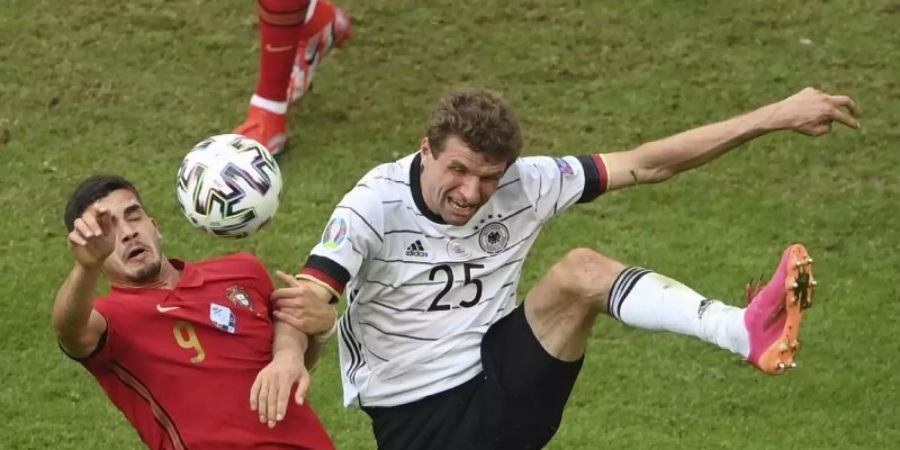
[427,88,523,165]
[64,175,142,232]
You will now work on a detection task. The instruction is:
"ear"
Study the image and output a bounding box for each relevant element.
[420,137,431,159]
[151,217,162,238]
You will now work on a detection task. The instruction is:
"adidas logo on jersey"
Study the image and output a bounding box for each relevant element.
[405,240,428,257]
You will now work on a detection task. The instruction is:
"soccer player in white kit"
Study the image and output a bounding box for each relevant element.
[271,87,859,449]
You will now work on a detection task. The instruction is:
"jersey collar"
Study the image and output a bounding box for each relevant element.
[409,152,447,225]
[172,259,205,288]
[110,258,204,293]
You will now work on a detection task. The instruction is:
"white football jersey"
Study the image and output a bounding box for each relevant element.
[300,152,609,407]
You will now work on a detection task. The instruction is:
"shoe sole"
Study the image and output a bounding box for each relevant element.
[757,244,815,375]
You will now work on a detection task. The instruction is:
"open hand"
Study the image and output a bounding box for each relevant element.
[249,354,310,428]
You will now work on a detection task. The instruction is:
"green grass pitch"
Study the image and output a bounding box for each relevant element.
[1,0,898,448]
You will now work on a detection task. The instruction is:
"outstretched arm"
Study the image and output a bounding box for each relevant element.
[52,206,114,358]
[602,87,860,191]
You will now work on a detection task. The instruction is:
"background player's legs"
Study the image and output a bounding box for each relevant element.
[236,0,351,156]
[254,0,311,109]
[286,0,352,104]
[235,0,310,156]
[524,248,752,362]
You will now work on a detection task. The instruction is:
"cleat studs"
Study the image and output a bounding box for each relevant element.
[807,257,813,263]
[790,362,797,368]
[792,282,799,289]
[777,362,786,370]
[811,280,817,286]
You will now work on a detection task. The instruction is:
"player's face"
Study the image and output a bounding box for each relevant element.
[95,189,165,286]
[420,136,508,225]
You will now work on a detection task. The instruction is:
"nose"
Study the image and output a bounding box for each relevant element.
[119,221,139,242]
[457,176,481,205]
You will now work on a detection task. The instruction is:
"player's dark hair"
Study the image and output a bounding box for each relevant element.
[427,88,523,165]
[64,175,142,232]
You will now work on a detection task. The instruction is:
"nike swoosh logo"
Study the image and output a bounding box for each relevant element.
[265,44,294,53]
[156,305,181,313]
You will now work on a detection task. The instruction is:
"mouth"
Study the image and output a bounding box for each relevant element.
[447,197,476,216]
[125,246,149,262]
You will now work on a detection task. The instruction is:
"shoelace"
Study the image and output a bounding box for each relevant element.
[744,273,766,305]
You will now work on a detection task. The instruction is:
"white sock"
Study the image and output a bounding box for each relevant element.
[608,267,750,358]
[250,94,288,115]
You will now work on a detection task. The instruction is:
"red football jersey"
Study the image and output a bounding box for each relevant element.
[76,253,334,450]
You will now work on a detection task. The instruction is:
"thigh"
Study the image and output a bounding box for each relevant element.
[477,306,584,449]
[524,248,624,361]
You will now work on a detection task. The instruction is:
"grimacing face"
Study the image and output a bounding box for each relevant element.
[93,189,164,286]
[420,136,509,226]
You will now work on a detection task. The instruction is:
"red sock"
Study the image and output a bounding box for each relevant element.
[254,0,311,103]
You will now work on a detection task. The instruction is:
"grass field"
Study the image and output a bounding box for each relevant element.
[2,0,899,448]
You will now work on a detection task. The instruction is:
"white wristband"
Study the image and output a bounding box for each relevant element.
[314,316,339,344]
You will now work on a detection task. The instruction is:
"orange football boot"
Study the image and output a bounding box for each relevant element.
[234,105,287,156]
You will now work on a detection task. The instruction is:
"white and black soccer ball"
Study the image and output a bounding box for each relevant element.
[176,134,283,238]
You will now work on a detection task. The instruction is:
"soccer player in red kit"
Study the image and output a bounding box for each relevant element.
[51,175,337,449]
[235,0,353,156]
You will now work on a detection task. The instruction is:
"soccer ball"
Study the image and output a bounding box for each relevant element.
[176,134,283,238]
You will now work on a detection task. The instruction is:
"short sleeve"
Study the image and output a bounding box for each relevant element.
[517,154,610,222]
[61,304,116,370]
[298,185,384,297]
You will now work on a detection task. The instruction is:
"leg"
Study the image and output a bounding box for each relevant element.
[525,245,815,375]
[524,248,624,362]
[254,0,311,106]
[476,307,585,449]
[235,0,352,156]
[286,0,353,104]
[235,0,311,155]
[526,247,749,362]
[464,249,622,448]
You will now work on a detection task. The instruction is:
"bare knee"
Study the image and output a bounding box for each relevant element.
[523,248,626,361]
[549,248,625,315]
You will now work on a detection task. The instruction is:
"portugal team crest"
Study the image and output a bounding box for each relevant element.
[478,222,509,254]
[226,285,253,310]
